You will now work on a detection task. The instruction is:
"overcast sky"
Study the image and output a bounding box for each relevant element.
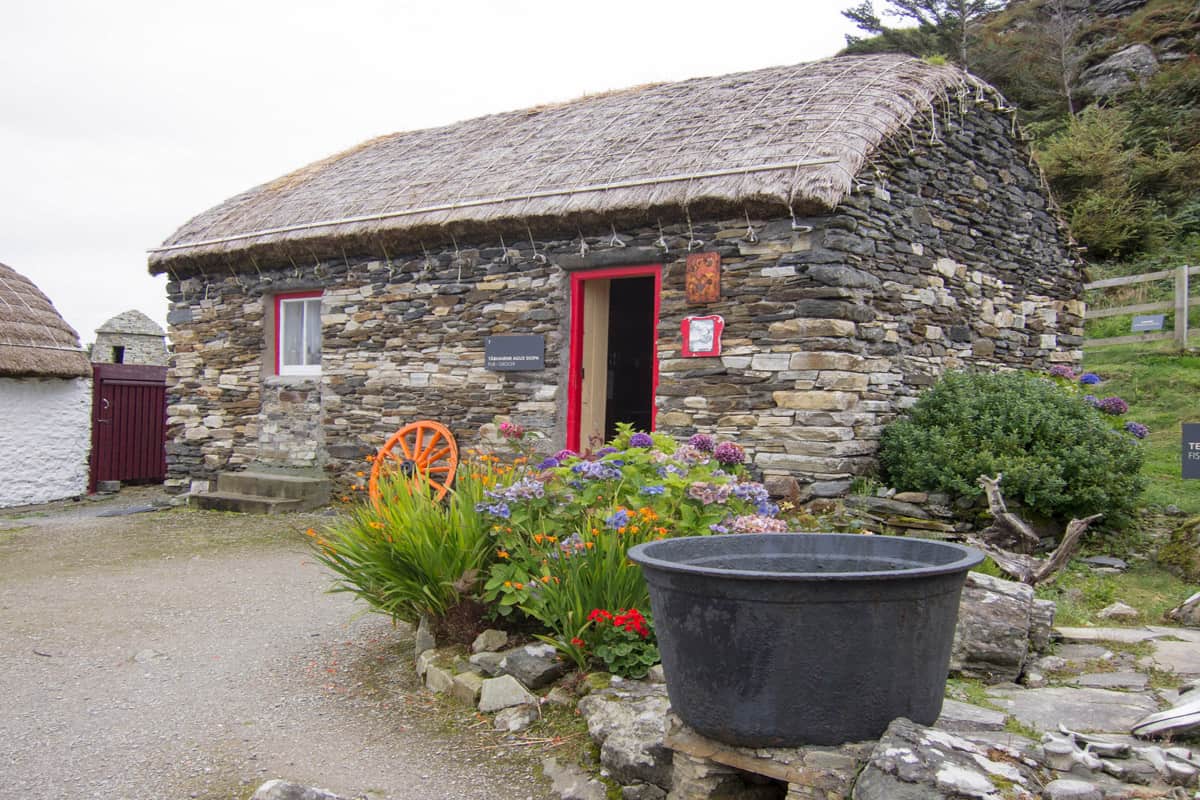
[1,1,857,345]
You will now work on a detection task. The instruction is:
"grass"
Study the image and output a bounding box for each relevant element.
[1082,339,1200,513]
[1035,561,1194,626]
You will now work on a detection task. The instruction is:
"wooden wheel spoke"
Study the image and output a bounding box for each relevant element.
[370,420,459,507]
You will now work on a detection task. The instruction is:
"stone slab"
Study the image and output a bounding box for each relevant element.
[1139,640,1200,676]
[933,699,1007,733]
[987,686,1159,734]
[1055,627,1164,644]
[1073,672,1149,691]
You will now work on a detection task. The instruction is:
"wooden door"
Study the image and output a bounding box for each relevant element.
[89,364,167,491]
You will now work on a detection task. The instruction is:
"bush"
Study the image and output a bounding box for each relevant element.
[878,371,1145,530]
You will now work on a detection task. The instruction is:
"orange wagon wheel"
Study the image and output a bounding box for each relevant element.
[369,420,459,505]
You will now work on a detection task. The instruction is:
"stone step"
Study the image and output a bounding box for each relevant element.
[191,491,307,515]
[213,471,330,505]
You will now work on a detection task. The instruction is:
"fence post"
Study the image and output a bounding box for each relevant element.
[1176,265,1190,347]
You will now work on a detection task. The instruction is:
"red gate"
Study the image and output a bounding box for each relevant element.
[89,363,167,492]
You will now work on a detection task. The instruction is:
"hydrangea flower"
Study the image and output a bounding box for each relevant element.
[688,482,731,505]
[572,461,622,481]
[474,501,511,519]
[537,456,560,470]
[1048,365,1076,379]
[605,508,631,530]
[688,433,715,452]
[1124,421,1149,439]
[673,445,710,466]
[554,449,578,462]
[640,485,666,496]
[1096,396,1129,416]
[709,523,730,534]
[713,442,746,466]
[485,477,544,502]
[628,432,654,448]
[657,464,688,478]
[1079,372,1102,385]
[1083,394,1100,407]
[730,515,789,534]
[595,446,619,457]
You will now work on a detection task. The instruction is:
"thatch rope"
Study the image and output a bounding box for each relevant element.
[150,54,995,273]
[0,262,91,378]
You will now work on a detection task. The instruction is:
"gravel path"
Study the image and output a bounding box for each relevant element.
[0,490,555,800]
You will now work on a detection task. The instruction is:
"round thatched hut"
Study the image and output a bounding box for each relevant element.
[0,262,92,506]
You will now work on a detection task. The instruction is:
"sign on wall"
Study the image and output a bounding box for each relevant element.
[686,252,721,304]
[485,335,545,371]
[1184,423,1200,479]
[1132,314,1166,332]
[681,315,724,358]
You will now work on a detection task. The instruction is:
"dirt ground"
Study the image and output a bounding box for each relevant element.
[0,488,555,800]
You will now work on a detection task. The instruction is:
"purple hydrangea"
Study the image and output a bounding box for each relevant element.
[713,442,746,466]
[688,433,716,453]
[487,477,545,502]
[572,461,622,481]
[595,446,618,457]
[628,432,654,448]
[657,463,687,478]
[688,482,731,505]
[474,501,511,519]
[1079,372,1102,385]
[537,456,560,470]
[554,449,578,462]
[1049,365,1076,379]
[1083,394,1100,407]
[709,523,730,534]
[1096,396,1129,416]
[1124,421,1149,439]
[730,515,789,534]
[605,508,631,530]
[640,485,666,496]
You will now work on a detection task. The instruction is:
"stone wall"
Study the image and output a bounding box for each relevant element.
[0,376,91,507]
[91,332,169,366]
[163,99,1081,494]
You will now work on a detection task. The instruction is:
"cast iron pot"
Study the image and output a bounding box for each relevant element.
[627,532,983,747]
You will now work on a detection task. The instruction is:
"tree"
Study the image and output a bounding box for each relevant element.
[841,0,1004,71]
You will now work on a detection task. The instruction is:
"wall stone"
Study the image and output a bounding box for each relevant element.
[0,377,91,507]
[162,99,1081,494]
[91,332,169,366]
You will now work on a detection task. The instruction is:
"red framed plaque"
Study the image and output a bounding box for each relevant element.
[686,252,721,304]
[681,315,724,358]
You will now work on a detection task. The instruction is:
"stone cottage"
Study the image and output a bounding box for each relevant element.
[0,262,93,507]
[150,54,1083,498]
[91,309,169,366]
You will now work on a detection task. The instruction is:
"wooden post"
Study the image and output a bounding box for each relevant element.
[1176,264,1190,347]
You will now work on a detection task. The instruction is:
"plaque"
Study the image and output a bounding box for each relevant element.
[681,315,724,358]
[485,335,545,371]
[686,252,721,304]
[1132,314,1166,332]
[1185,423,1200,479]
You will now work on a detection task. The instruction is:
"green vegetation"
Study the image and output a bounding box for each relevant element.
[1035,561,1194,626]
[1081,342,1200,512]
[878,370,1145,530]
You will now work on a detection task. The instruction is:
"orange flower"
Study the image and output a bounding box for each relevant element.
[305,528,317,537]
[503,581,513,588]
[547,536,557,543]
[514,582,524,590]
[497,549,510,559]
[585,541,595,550]
[540,576,551,584]
[533,534,545,544]
[356,471,365,478]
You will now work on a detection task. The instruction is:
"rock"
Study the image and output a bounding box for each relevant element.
[646,664,665,684]
[469,651,505,676]
[500,644,568,690]
[542,756,607,800]
[843,494,930,519]
[251,780,352,800]
[1055,627,1161,645]
[545,687,575,707]
[1030,599,1056,653]
[579,672,612,696]
[415,649,437,677]
[1042,778,1104,800]
[133,648,167,663]
[424,664,454,694]
[891,491,928,504]
[1138,639,1200,677]
[988,686,1159,734]
[494,704,538,732]
[934,698,1008,733]
[853,717,1038,800]
[808,480,852,498]
[1165,591,1200,627]
[450,671,484,705]
[1078,43,1158,99]
[951,571,1037,682]
[1158,517,1200,582]
[414,615,435,659]
[577,680,672,788]
[1082,556,1127,571]
[1073,671,1148,691]
[471,628,508,653]
[620,783,666,800]
[1097,602,1140,621]
[1024,670,1048,688]
[478,675,536,712]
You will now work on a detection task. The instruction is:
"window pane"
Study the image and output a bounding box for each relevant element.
[304,298,321,366]
[282,301,304,366]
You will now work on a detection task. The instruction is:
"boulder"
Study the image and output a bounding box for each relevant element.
[424,664,454,694]
[577,680,673,789]
[951,571,1041,683]
[500,643,568,690]
[478,674,536,712]
[1042,779,1104,800]
[1078,44,1158,99]
[251,781,352,800]
[494,704,539,732]
[542,757,607,800]
[852,717,1039,799]
[1097,602,1139,621]
[469,651,505,676]
[988,686,1159,734]
[1166,591,1200,627]
[471,628,508,653]
[450,671,484,705]
[414,615,436,659]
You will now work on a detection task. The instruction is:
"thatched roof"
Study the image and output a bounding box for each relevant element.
[0,262,91,378]
[151,54,991,274]
[96,309,165,337]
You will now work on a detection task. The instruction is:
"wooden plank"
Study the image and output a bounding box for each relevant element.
[1085,268,1175,290]
[1085,332,1174,347]
[1086,300,1173,319]
[1176,265,1190,347]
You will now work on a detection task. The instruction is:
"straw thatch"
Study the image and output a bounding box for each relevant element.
[0,262,91,378]
[151,54,993,274]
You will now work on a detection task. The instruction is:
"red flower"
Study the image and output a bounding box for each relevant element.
[570,637,586,648]
[588,609,613,623]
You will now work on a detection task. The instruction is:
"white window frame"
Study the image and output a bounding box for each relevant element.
[275,291,322,376]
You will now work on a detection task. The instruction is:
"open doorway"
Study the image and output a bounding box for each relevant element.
[567,266,661,451]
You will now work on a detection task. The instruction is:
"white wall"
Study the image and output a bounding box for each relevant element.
[0,377,92,507]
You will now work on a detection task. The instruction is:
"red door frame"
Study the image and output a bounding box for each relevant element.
[566,265,662,451]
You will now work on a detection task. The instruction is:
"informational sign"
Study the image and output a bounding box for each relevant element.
[1184,423,1200,479]
[1132,314,1166,332]
[681,315,724,358]
[484,335,545,371]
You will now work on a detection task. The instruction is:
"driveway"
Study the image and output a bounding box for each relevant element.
[0,489,554,799]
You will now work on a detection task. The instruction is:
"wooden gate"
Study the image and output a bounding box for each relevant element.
[89,363,167,492]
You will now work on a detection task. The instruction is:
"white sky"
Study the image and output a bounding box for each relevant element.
[1,1,856,345]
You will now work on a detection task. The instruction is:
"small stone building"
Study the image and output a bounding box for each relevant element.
[91,309,168,366]
[150,54,1083,497]
[0,262,93,506]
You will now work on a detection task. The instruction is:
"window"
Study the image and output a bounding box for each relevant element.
[275,291,322,375]
[112,346,125,364]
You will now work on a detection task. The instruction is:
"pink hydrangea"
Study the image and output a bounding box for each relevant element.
[713,442,746,466]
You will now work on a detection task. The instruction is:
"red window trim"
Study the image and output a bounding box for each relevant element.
[274,290,323,375]
[566,265,662,452]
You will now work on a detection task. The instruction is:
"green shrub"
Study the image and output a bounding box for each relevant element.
[878,371,1145,530]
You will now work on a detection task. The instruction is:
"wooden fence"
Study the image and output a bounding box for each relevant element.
[1083,265,1199,347]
